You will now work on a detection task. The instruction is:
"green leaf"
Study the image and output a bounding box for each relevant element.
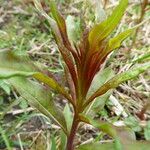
[9,77,68,135]
[0,50,73,104]
[0,50,37,79]
[0,80,11,95]
[33,73,73,105]
[84,62,150,108]
[51,135,57,150]
[50,1,65,31]
[77,142,115,150]
[132,52,150,63]
[80,115,136,143]
[0,70,35,79]
[34,0,62,43]
[124,116,142,132]
[88,0,128,48]
[19,99,28,109]
[87,67,114,98]
[144,121,150,140]
[34,0,78,90]
[49,0,70,47]
[0,126,11,150]
[85,67,114,114]
[79,115,117,137]
[59,130,67,150]
[63,103,73,132]
[91,91,112,113]
[77,141,150,150]
[66,15,79,43]
[106,28,134,52]
[105,21,146,56]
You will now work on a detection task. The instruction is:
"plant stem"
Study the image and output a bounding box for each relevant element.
[66,114,79,150]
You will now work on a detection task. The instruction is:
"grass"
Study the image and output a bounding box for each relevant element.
[0,0,149,149]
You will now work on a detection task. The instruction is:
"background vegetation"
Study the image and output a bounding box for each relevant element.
[0,0,150,149]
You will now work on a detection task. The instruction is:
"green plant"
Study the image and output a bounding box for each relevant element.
[0,0,150,149]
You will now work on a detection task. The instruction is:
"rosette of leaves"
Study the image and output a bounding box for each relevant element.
[0,0,150,149]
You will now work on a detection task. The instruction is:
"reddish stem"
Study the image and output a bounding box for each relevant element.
[66,115,79,150]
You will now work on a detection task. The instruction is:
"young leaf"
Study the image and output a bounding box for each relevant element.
[84,62,150,108]
[88,0,128,49]
[9,77,68,135]
[34,0,79,93]
[49,0,74,54]
[106,28,134,53]
[34,0,62,43]
[50,1,66,35]
[104,22,146,56]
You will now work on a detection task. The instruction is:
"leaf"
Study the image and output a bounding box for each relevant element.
[77,142,115,150]
[95,20,148,66]
[0,50,73,104]
[144,121,150,140]
[84,62,150,108]
[33,73,73,105]
[34,0,79,91]
[79,115,117,137]
[91,91,112,113]
[59,130,67,150]
[63,103,73,132]
[104,21,146,56]
[88,0,128,49]
[87,67,114,98]
[49,0,72,51]
[34,0,62,43]
[0,126,11,150]
[0,80,11,95]
[85,67,114,114]
[77,141,150,150]
[132,52,150,63]
[106,28,134,52]
[9,77,68,135]
[51,135,57,150]
[0,70,35,79]
[19,99,28,109]
[66,15,79,43]
[0,50,37,79]
[80,115,136,141]
[49,1,66,33]
[124,116,142,132]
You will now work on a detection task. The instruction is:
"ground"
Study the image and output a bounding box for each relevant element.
[0,0,150,149]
